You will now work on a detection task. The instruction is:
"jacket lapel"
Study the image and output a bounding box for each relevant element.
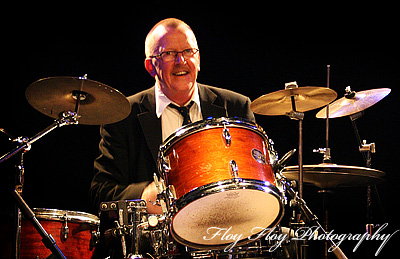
[198,83,227,119]
[136,87,162,163]
[136,84,228,164]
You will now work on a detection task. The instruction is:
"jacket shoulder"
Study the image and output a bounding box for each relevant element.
[198,83,251,103]
[127,86,155,105]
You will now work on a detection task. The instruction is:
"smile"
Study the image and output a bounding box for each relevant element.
[172,71,189,76]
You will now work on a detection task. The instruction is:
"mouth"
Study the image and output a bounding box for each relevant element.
[172,71,189,76]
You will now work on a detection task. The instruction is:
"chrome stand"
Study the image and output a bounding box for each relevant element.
[349,110,386,235]
[284,81,307,259]
[275,158,348,259]
[0,111,78,259]
[0,111,78,164]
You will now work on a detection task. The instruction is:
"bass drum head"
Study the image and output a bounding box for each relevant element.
[170,179,284,250]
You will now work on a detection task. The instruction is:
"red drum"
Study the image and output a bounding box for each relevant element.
[20,208,99,259]
[159,117,284,250]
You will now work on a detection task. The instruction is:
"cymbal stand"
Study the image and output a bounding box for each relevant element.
[284,81,307,259]
[348,107,385,236]
[275,169,348,259]
[0,111,78,259]
[284,82,305,199]
[313,65,333,259]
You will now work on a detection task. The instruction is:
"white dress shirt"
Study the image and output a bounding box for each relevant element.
[155,83,203,141]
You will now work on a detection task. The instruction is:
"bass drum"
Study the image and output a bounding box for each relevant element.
[159,117,284,250]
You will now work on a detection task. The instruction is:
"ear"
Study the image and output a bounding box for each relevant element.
[145,58,157,77]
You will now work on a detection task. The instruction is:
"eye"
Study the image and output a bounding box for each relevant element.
[183,49,193,55]
[163,51,176,56]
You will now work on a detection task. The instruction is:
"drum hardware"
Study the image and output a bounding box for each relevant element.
[251,81,337,199]
[153,174,169,214]
[25,76,131,125]
[347,106,385,238]
[12,189,67,259]
[229,160,239,178]
[0,75,130,258]
[274,153,348,259]
[222,123,231,146]
[313,148,331,163]
[18,208,99,258]
[100,199,174,259]
[251,78,338,259]
[316,85,390,234]
[61,214,69,242]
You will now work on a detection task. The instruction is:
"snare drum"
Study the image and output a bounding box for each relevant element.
[159,117,284,250]
[20,208,99,259]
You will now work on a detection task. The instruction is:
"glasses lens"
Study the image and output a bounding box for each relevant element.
[161,51,176,62]
[161,49,198,61]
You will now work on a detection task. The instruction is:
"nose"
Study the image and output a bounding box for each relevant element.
[175,52,186,64]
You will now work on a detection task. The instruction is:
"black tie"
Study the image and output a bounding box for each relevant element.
[169,101,194,126]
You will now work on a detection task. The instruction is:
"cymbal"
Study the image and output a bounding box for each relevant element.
[251,87,337,116]
[25,76,131,125]
[282,163,385,189]
[316,88,391,118]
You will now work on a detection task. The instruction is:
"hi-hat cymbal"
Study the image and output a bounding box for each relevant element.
[25,76,131,125]
[251,87,337,116]
[282,163,385,189]
[316,88,391,118]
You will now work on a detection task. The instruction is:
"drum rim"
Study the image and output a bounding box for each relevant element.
[170,178,285,250]
[33,208,100,225]
[159,117,269,153]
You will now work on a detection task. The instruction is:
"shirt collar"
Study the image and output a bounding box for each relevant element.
[155,82,201,118]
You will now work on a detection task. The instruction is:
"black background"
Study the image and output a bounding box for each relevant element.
[1,2,399,258]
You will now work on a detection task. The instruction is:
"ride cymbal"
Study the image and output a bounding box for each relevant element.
[251,87,337,116]
[25,76,131,125]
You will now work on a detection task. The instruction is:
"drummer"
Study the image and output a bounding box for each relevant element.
[89,18,255,214]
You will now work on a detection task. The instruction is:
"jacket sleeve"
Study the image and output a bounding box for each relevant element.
[89,119,151,213]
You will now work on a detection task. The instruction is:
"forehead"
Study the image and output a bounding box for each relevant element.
[154,26,198,51]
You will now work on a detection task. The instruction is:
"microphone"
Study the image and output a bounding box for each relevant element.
[273,149,296,174]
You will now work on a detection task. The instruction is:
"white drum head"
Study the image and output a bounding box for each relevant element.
[171,185,283,249]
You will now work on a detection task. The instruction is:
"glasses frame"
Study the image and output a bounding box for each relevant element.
[150,48,199,62]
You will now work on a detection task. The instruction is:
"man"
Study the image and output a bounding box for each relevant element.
[89,18,255,215]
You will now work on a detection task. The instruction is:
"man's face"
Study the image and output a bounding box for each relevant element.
[147,26,200,103]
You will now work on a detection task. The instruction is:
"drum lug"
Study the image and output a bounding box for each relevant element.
[61,214,69,242]
[167,185,177,200]
[160,155,171,173]
[222,126,231,146]
[90,230,100,250]
[229,159,239,178]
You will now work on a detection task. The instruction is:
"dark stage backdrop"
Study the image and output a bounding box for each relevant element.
[1,3,399,259]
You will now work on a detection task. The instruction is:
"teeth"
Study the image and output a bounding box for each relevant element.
[173,71,188,76]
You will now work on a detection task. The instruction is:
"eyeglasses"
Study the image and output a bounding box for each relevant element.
[150,48,199,62]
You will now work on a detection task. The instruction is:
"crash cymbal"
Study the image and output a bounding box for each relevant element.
[251,87,337,116]
[25,76,131,125]
[316,88,391,118]
[282,163,385,189]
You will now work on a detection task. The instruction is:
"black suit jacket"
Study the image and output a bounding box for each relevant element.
[89,83,255,211]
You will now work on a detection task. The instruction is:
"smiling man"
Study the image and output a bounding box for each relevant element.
[90,18,255,220]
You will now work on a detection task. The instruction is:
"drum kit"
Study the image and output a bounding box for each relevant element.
[0,69,390,259]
